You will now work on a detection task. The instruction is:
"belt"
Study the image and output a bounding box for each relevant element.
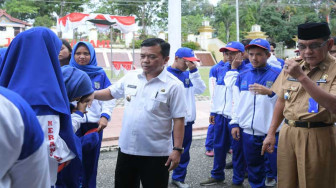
[285,119,333,128]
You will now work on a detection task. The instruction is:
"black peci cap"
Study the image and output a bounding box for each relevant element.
[298,22,331,40]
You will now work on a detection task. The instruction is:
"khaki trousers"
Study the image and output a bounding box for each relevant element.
[277,124,336,188]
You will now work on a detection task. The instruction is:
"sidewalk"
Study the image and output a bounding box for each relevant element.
[101,96,211,148]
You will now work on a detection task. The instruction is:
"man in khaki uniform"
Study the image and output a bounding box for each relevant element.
[262,22,336,188]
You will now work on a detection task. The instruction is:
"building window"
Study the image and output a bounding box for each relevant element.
[14,27,20,36]
[0,26,6,31]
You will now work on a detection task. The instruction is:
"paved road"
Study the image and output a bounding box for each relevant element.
[97,137,262,188]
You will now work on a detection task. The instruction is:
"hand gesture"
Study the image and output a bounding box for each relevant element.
[283,57,305,80]
[80,92,94,108]
[261,134,276,155]
[165,150,181,171]
[209,115,215,124]
[186,61,197,71]
[231,53,243,69]
[231,127,240,141]
[97,116,108,132]
[249,83,272,95]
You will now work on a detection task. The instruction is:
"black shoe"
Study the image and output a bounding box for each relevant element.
[225,161,233,169]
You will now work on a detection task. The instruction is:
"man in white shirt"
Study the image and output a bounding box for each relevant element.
[94,38,187,188]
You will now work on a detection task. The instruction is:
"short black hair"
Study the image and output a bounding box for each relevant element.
[270,42,276,48]
[141,38,170,58]
[241,38,252,46]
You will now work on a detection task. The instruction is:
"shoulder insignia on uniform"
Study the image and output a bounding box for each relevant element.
[94,82,100,89]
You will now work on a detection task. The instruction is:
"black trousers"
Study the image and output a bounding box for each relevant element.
[115,149,169,188]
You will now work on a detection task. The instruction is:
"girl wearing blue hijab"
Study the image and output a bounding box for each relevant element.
[70,41,115,187]
[57,65,99,188]
[0,27,81,187]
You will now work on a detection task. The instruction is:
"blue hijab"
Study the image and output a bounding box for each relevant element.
[61,65,94,101]
[0,27,81,160]
[0,47,7,67]
[69,41,104,77]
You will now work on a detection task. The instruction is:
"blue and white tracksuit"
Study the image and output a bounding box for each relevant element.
[223,59,250,185]
[77,72,115,188]
[205,61,225,151]
[168,66,206,182]
[0,86,50,188]
[230,64,281,188]
[210,61,248,181]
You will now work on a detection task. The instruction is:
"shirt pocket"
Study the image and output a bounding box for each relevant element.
[124,87,137,105]
[282,84,299,101]
[145,92,168,113]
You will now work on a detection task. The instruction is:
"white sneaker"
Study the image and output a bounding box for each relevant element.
[265,177,276,187]
[172,179,190,188]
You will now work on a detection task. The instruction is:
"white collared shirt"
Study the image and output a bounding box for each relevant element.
[109,68,187,156]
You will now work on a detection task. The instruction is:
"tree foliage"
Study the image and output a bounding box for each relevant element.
[211,0,334,47]
[91,0,165,39]
[182,41,200,50]
[181,14,203,41]
[0,0,88,28]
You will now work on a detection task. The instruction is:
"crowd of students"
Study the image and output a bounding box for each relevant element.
[1,21,336,188]
[201,22,336,188]
[0,27,114,188]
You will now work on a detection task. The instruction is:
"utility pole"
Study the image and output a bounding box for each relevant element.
[168,0,181,65]
[58,0,65,37]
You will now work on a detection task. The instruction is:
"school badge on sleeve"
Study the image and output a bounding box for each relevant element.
[185,78,190,86]
[266,81,274,88]
[241,80,248,90]
[94,82,100,89]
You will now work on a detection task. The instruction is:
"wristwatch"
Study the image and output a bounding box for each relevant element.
[173,146,184,153]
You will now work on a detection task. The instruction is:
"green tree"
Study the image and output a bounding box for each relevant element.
[181,14,204,41]
[1,0,88,21]
[182,41,200,50]
[182,0,214,17]
[213,3,235,43]
[1,0,38,20]
[34,15,55,27]
[92,0,164,38]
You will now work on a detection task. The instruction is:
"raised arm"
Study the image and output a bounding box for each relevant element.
[94,88,114,101]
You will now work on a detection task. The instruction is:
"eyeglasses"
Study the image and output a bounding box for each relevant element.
[297,40,328,51]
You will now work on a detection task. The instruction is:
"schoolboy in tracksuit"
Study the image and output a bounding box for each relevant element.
[200,42,247,186]
[205,59,226,156]
[168,47,206,188]
[230,39,281,188]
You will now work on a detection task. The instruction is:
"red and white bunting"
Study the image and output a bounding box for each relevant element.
[57,12,137,34]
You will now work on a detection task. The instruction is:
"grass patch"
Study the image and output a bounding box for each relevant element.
[104,66,211,97]
[198,67,210,97]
